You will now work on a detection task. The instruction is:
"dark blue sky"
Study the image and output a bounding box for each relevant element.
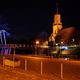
[0,0,80,40]
[48,0,80,27]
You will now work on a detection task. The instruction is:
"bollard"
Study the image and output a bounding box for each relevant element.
[13,57,15,68]
[35,46,37,56]
[61,63,63,79]
[3,56,5,67]
[13,48,15,56]
[41,61,43,75]
[25,59,27,71]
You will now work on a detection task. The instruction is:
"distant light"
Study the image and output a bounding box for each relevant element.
[61,42,63,44]
[45,41,48,45]
[64,58,69,60]
[60,46,68,50]
[56,43,58,46]
[40,45,49,48]
[35,40,40,45]
[72,38,75,42]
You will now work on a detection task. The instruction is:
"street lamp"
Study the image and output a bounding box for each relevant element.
[35,40,40,55]
[56,43,58,46]
[72,38,75,42]
[61,41,63,45]
[35,40,40,45]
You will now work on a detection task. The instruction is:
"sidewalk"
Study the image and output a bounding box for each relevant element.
[0,64,79,80]
[0,65,60,80]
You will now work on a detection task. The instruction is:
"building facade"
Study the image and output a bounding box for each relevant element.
[49,8,62,45]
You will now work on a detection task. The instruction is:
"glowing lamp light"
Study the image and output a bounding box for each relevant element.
[56,43,58,46]
[61,41,63,44]
[35,40,40,45]
[72,38,75,42]
[64,58,69,60]
[60,46,68,50]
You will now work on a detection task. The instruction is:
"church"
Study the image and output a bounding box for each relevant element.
[49,7,80,46]
[49,6,62,45]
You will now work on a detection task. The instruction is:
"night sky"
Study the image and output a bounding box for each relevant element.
[0,0,80,41]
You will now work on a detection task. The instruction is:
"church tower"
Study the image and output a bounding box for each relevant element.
[49,4,62,44]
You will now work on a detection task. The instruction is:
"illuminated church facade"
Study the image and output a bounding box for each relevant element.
[49,8,62,44]
[48,6,80,46]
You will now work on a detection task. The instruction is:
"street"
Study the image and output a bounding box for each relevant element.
[0,55,80,80]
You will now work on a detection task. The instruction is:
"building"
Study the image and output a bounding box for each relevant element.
[49,7,62,45]
[48,6,80,45]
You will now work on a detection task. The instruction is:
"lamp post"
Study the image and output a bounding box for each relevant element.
[59,41,64,56]
[61,41,63,45]
[35,40,40,56]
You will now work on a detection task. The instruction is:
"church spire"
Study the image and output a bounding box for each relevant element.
[56,3,59,14]
[49,3,62,44]
[52,3,62,41]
